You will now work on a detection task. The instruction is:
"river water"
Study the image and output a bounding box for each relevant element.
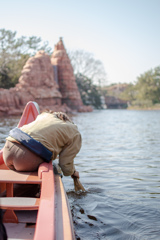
[0,110,160,240]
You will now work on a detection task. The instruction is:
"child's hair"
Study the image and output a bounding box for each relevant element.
[44,110,73,123]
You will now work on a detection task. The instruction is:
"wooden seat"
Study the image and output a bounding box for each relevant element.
[0,169,41,197]
[0,169,41,223]
[0,169,41,184]
[0,197,40,210]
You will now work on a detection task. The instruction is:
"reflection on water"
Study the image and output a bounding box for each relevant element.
[0,110,160,239]
[0,116,19,145]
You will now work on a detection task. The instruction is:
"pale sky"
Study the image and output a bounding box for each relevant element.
[0,0,160,85]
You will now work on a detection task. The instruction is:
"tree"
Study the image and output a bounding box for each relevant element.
[68,49,107,109]
[120,65,160,107]
[120,83,136,102]
[76,74,102,109]
[135,66,160,104]
[0,28,52,88]
[68,49,107,86]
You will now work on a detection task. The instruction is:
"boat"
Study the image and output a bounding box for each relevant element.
[0,101,75,240]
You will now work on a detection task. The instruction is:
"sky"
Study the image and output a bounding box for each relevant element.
[0,0,160,85]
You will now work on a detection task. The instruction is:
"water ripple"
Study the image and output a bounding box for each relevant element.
[1,110,160,239]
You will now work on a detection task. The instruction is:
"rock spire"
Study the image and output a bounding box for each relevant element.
[51,38,83,110]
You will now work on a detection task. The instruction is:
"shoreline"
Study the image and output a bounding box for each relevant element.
[127,105,160,111]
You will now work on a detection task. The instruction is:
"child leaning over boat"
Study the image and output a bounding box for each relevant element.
[3,111,81,179]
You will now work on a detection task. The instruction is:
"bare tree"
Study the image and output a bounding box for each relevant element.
[68,49,107,86]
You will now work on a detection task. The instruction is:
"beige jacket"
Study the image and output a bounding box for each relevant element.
[7,112,82,176]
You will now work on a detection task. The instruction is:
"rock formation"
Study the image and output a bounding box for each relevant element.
[51,38,82,109]
[105,96,127,109]
[0,51,62,116]
[0,38,92,116]
[51,38,92,112]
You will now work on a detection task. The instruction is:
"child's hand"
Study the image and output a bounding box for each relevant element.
[71,170,79,178]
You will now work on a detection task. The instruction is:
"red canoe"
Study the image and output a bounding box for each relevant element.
[0,101,75,240]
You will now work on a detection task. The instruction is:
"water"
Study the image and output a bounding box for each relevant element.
[0,110,160,240]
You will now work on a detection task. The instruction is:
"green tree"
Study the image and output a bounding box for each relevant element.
[120,83,136,102]
[76,74,102,109]
[0,28,52,88]
[120,65,160,107]
[135,66,160,104]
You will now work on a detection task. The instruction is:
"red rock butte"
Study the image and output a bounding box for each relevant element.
[0,38,92,116]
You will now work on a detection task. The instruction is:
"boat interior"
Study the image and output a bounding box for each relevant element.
[0,101,75,240]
